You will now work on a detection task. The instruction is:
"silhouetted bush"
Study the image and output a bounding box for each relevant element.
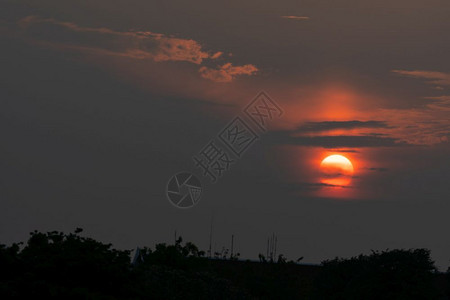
[135,237,207,270]
[0,229,134,299]
[0,230,248,299]
[1,230,448,299]
[313,249,439,300]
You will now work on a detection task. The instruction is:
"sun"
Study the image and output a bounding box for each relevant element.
[320,154,354,186]
[320,155,354,175]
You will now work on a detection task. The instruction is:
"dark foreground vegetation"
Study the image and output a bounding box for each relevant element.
[0,229,449,299]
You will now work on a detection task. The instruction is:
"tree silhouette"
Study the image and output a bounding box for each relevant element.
[0,229,133,299]
[313,249,439,300]
[1,230,447,299]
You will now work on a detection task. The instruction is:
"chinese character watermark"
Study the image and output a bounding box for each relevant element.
[219,117,259,157]
[166,91,283,208]
[244,91,283,131]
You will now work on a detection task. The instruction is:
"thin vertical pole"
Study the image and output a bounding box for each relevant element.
[274,235,277,259]
[231,234,234,258]
[209,214,213,258]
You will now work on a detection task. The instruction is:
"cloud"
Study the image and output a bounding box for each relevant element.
[15,16,258,83]
[392,70,450,86]
[424,95,450,103]
[17,16,218,64]
[262,119,419,148]
[265,131,408,148]
[210,51,223,59]
[285,182,353,192]
[370,107,450,145]
[296,120,390,133]
[375,71,450,145]
[281,16,310,20]
[367,167,389,172]
[329,149,360,153]
[199,63,258,83]
[432,86,445,90]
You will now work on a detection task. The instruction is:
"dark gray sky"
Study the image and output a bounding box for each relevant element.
[1,0,449,269]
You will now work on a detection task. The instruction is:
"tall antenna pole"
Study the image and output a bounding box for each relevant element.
[174,230,177,244]
[271,233,274,261]
[231,234,234,258]
[274,235,277,259]
[269,235,271,261]
[209,214,213,258]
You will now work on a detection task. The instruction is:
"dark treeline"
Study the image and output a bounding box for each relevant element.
[0,229,449,299]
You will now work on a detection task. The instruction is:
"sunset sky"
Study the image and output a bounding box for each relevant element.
[1,0,449,268]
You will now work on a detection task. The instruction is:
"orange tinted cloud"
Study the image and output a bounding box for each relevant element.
[199,63,258,83]
[392,70,450,86]
[281,16,310,20]
[387,70,450,144]
[270,82,449,147]
[424,95,450,102]
[18,16,215,64]
[210,51,223,59]
[16,16,257,83]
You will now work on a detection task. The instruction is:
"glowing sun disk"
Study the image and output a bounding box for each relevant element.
[320,154,354,174]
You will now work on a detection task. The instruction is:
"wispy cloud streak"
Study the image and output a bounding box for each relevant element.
[16,16,258,82]
[281,16,310,20]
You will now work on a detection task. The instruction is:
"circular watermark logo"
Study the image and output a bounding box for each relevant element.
[166,172,202,209]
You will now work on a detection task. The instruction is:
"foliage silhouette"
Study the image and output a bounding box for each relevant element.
[0,229,133,299]
[135,237,206,269]
[0,229,448,299]
[313,249,439,300]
